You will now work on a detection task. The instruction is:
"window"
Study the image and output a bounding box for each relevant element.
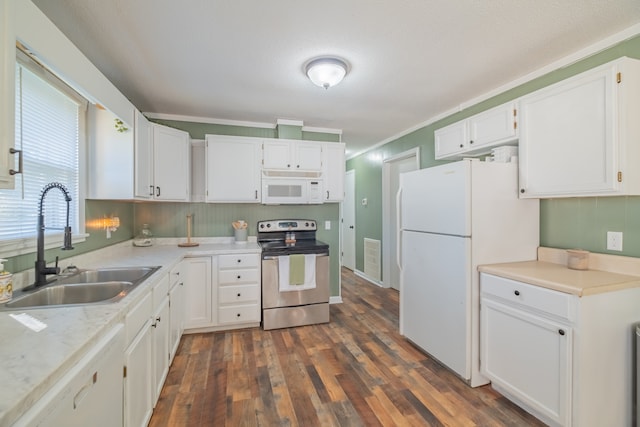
[0,48,87,257]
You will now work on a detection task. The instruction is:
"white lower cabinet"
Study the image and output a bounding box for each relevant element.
[183,256,214,329]
[13,325,125,427]
[124,292,154,427]
[151,297,170,404]
[481,272,640,427]
[169,261,185,361]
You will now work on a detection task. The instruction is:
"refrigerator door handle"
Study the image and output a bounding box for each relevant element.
[396,187,403,270]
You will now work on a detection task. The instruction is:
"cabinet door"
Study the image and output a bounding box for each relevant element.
[0,0,15,190]
[183,256,214,329]
[469,102,517,148]
[152,124,190,201]
[323,143,345,201]
[169,279,184,361]
[262,140,291,169]
[134,110,153,199]
[518,63,617,197]
[294,142,323,170]
[434,121,468,159]
[481,298,571,426]
[124,322,154,427]
[152,298,170,405]
[206,136,261,202]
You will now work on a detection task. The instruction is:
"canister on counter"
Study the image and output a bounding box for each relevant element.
[0,259,13,303]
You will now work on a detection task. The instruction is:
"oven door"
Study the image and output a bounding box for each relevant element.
[262,253,329,308]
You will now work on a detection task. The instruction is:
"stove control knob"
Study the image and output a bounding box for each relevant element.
[259,224,264,229]
[267,223,271,228]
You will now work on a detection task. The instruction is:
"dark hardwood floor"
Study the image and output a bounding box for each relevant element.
[149,268,544,426]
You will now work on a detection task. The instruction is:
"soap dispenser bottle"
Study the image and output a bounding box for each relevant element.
[0,259,13,303]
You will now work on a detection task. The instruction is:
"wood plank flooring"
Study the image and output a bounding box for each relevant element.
[149,268,545,426]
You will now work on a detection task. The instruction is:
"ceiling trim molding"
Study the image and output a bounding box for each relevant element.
[143,112,276,129]
[302,126,342,135]
[347,22,640,160]
[276,118,304,126]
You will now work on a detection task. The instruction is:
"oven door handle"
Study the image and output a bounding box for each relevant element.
[262,252,329,260]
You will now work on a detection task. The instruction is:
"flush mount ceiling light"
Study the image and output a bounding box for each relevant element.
[305,57,348,89]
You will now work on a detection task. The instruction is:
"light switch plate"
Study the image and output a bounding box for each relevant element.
[607,231,623,251]
[324,220,331,230]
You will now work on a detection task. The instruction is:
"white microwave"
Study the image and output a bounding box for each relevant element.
[262,178,324,204]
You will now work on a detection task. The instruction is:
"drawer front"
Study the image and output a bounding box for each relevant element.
[125,291,152,345]
[219,253,260,269]
[480,273,575,321]
[219,284,259,304]
[218,304,260,324]
[219,268,259,285]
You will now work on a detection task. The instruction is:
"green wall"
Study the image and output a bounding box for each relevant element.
[347,34,640,273]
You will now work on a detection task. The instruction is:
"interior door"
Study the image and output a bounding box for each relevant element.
[342,170,356,270]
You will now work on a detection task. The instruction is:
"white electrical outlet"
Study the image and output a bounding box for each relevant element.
[607,231,623,251]
[324,220,331,230]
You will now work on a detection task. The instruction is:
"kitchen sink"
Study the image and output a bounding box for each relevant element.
[2,266,160,310]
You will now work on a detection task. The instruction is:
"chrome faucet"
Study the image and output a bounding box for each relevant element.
[34,182,74,287]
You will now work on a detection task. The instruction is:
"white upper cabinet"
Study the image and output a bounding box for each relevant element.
[435,102,518,160]
[0,0,15,189]
[263,139,323,171]
[322,142,345,202]
[518,57,640,198]
[134,111,153,199]
[151,124,190,201]
[205,135,262,202]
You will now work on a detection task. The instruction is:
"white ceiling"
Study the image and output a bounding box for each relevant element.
[32,0,640,157]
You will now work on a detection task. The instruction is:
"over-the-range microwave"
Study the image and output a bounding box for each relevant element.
[262,177,323,204]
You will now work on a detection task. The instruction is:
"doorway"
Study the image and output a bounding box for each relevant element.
[342,170,356,271]
[382,148,419,290]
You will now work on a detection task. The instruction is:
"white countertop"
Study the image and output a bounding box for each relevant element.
[478,247,640,296]
[0,239,261,426]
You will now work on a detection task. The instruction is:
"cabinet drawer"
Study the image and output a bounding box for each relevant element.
[219,268,259,285]
[219,253,260,269]
[125,291,152,346]
[219,284,259,304]
[218,304,260,324]
[480,273,576,321]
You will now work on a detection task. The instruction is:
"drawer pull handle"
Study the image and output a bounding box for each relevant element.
[237,275,241,279]
[237,259,241,263]
[558,329,565,336]
[514,290,520,296]
[236,313,241,317]
[237,293,241,297]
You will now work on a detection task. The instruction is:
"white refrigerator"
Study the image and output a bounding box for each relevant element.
[398,159,539,387]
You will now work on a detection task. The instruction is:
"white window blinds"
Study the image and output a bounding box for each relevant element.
[0,49,87,255]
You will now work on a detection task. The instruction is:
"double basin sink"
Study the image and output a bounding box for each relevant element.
[2,266,160,310]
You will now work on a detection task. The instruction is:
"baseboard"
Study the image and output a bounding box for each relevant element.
[355,269,385,287]
[330,295,343,304]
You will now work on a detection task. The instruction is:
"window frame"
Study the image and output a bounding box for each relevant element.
[0,48,88,258]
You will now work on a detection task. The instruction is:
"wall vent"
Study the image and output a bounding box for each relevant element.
[364,238,381,281]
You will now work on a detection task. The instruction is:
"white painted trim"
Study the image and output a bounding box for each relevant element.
[381,148,420,290]
[354,269,384,287]
[276,118,304,126]
[143,112,276,129]
[347,22,640,160]
[302,126,342,135]
[330,296,343,304]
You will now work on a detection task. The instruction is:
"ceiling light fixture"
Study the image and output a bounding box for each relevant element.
[305,57,348,89]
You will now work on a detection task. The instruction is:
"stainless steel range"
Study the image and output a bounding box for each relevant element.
[258,219,330,330]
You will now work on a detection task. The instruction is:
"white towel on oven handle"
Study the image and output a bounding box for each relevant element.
[278,254,317,292]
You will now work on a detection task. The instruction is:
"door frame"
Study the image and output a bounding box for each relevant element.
[341,169,356,272]
[382,148,420,289]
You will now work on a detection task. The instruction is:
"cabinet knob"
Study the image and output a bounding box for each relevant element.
[237,275,241,279]
[296,165,300,168]
[459,144,464,148]
[558,329,565,336]
[236,313,241,317]
[470,140,474,145]
[237,259,241,263]
[514,290,520,296]
[287,164,291,168]
[520,188,525,194]
[237,293,241,297]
